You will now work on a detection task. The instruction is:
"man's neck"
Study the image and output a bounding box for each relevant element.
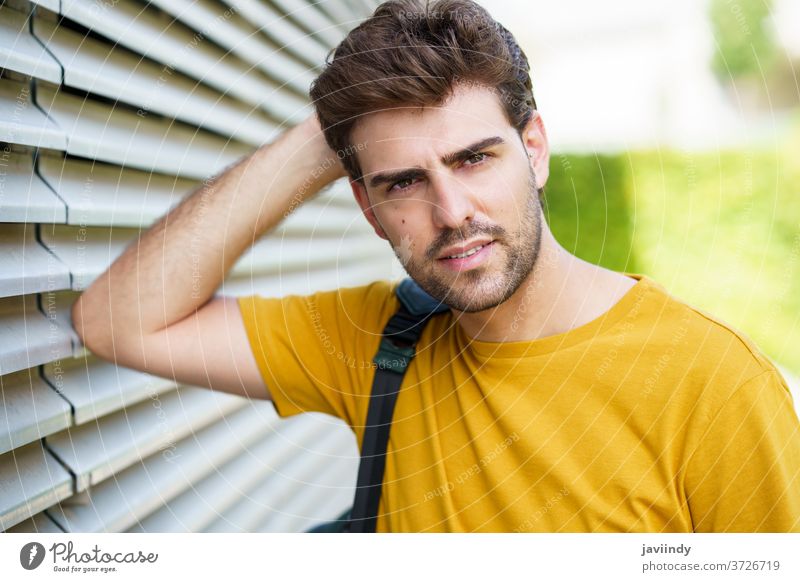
[451,228,638,343]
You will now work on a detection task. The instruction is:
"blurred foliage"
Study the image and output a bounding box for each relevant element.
[544,113,800,374]
[709,0,776,80]
[544,153,637,273]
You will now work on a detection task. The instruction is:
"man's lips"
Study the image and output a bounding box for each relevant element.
[437,238,494,260]
[437,240,495,271]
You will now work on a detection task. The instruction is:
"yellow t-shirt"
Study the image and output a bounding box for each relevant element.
[237,273,800,532]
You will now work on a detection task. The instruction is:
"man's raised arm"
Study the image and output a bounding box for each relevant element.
[71,114,346,400]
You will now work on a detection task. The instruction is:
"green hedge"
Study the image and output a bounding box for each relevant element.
[544,117,800,375]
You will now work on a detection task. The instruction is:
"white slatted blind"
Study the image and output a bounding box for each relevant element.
[1,0,387,533]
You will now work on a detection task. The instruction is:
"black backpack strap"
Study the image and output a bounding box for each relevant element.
[347,278,449,533]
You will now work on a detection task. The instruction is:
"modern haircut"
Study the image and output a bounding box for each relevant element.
[309,0,538,186]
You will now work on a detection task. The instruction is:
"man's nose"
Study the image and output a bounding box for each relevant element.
[429,171,477,231]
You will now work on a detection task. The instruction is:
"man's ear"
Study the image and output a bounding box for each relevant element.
[522,110,550,188]
[350,180,388,240]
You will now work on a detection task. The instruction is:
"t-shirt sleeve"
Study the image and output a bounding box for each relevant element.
[236,280,399,430]
[684,369,800,532]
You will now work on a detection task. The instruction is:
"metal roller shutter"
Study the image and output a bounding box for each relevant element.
[1,0,385,533]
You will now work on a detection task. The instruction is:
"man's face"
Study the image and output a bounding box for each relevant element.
[349,83,550,312]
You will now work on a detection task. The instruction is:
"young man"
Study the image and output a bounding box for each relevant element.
[72,0,800,532]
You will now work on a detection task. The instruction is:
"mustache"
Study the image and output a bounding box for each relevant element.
[426,222,507,260]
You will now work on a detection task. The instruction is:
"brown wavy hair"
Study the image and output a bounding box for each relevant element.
[309,0,537,185]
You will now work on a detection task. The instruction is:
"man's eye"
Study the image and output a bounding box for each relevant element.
[465,152,489,165]
[388,178,416,193]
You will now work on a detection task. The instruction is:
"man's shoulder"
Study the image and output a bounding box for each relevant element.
[306,278,402,332]
[240,278,401,334]
[325,278,398,303]
[638,274,781,388]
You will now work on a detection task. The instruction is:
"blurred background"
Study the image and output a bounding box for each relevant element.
[480,0,800,379]
[0,0,797,534]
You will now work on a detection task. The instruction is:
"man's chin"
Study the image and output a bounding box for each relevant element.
[449,290,510,313]
[412,273,512,313]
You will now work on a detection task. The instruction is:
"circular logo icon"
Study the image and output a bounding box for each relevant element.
[20,542,46,570]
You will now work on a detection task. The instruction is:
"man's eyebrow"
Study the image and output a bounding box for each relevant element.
[367,136,506,189]
[367,168,427,191]
[440,136,506,166]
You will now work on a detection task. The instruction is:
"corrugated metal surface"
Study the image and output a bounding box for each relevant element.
[1,0,383,533]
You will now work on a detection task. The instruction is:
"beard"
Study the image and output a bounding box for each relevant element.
[391,168,543,313]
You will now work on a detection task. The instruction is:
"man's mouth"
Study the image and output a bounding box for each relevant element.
[437,238,494,260]
[437,240,495,271]
[443,243,488,259]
